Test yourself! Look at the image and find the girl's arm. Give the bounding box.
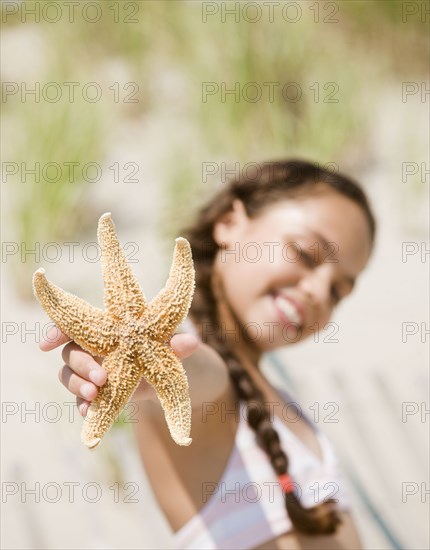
[40,327,236,531]
[41,329,362,546]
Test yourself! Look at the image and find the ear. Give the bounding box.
[213,200,249,247]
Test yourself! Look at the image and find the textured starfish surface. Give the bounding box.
[33,213,195,449]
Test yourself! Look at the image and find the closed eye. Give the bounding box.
[331,286,341,304]
[301,250,318,268]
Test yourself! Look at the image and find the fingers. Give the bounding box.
[40,325,70,352]
[61,342,106,385]
[170,333,199,359]
[59,365,99,401]
[54,332,197,417]
[76,397,91,417]
[58,342,107,408]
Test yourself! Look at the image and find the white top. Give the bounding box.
[173,320,350,549]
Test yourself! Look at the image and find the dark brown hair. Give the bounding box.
[183,160,376,535]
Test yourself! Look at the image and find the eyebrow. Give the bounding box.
[300,228,357,290]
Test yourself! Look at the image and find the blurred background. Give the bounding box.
[1,1,429,548]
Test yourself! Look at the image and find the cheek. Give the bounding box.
[218,259,267,317]
[222,263,257,310]
[221,254,303,310]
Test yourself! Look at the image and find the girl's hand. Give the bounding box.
[40,326,199,417]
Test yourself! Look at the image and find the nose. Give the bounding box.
[297,266,333,311]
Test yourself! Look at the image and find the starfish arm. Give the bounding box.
[98,213,147,320]
[147,238,195,341]
[33,269,118,356]
[81,344,142,448]
[140,342,192,446]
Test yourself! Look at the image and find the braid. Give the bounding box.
[212,272,341,535]
[182,160,376,534]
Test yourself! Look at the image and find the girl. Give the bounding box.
[41,160,376,549]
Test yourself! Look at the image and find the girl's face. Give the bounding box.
[213,190,372,351]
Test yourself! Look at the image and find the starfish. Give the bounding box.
[33,213,195,449]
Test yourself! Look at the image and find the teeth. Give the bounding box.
[275,296,301,325]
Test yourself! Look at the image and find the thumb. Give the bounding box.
[40,325,71,352]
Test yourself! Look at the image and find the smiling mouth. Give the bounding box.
[272,293,305,328]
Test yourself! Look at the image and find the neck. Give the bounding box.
[217,312,263,365]
[215,307,282,402]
